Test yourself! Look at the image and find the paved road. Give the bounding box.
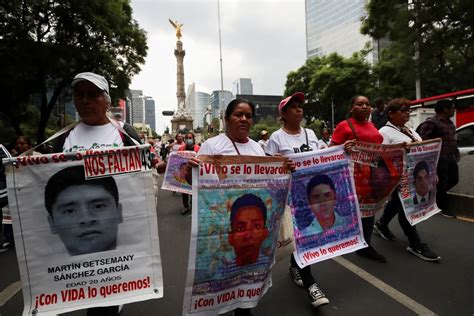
[1,177,473,315]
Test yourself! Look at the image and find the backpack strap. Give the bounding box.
[416,116,443,137]
[346,119,359,140]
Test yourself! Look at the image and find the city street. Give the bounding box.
[1,176,473,315]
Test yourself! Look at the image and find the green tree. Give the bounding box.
[361,0,474,97]
[0,0,147,142]
[285,53,374,126]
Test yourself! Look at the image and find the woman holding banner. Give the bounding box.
[178,132,200,215]
[376,98,440,262]
[189,99,264,316]
[330,95,387,263]
[265,92,330,308]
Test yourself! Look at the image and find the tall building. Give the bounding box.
[236,94,282,123]
[110,99,126,121]
[144,96,156,131]
[210,90,233,119]
[305,0,388,63]
[129,89,144,124]
[233,78,253,95]
[186,83,212,129]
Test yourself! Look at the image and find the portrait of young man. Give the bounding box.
[228,193,269,267]
[413,160,432,205]
[44,165,123,256]
[301,174,350,235]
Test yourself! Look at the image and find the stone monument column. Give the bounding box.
[169,19,193,134]
[175,40,186,111]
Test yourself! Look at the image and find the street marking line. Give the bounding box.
[333,256,437,315]
[457,216,474,223]
[0,281,22,307]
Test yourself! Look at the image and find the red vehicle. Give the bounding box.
[410,88,474,128]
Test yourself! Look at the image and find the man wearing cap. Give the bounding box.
[54,72,141,152]
[258,130,270,151]
[54,72,141,316]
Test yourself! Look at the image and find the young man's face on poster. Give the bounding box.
[48,184,123,256]
[228,206,268,266]
[369,164,391,200]
[308,184,336,230]
[414,168,430,196]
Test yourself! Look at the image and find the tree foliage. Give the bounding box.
[284,53,374,126]
[0,0,148,142]
[361,0,474,97]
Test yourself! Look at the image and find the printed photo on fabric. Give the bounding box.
[4,146,163,315]
[288,146,366,267]
[183,155,291,315]
[398,139,442,225]
[162,150,196,194]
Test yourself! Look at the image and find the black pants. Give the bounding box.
[436,159,459,212]
[290,254,315,288]
[2,224,14,244]
[182,193,190,209]
[87,306,119,316]
[379,190,421,245]
[361,216,375,245]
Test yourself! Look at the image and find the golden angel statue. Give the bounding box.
[169,19,183,40]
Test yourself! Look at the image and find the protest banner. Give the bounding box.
[287,146,366,267]
[183,155,291,315]
[398,139,442,225]
[4,145,163,315]
[161,150,196,194]
[351,141,405,217]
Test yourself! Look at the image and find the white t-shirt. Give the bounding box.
[318,138,331,149]
[379,122,421,145]
[198,134,265,156]
[63,122,123,152]
[265,128,320,155]
[171,142,183,152]
[258,139,269,151]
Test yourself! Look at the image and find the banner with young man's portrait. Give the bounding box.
[4,146,163,315]
[287,146,366,268]
[162,150,196,194]
[350,142,406,217]
[398,139,442,225]
[183,155,291,315]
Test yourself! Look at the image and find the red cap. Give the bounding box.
[278,92,304,113]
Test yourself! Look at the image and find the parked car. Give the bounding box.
[456,122,474,157]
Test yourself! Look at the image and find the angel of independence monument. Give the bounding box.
[169,19,193,134]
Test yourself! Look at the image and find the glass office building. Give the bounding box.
[306,0,384,63]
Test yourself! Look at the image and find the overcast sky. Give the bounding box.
[130,0,306,134]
